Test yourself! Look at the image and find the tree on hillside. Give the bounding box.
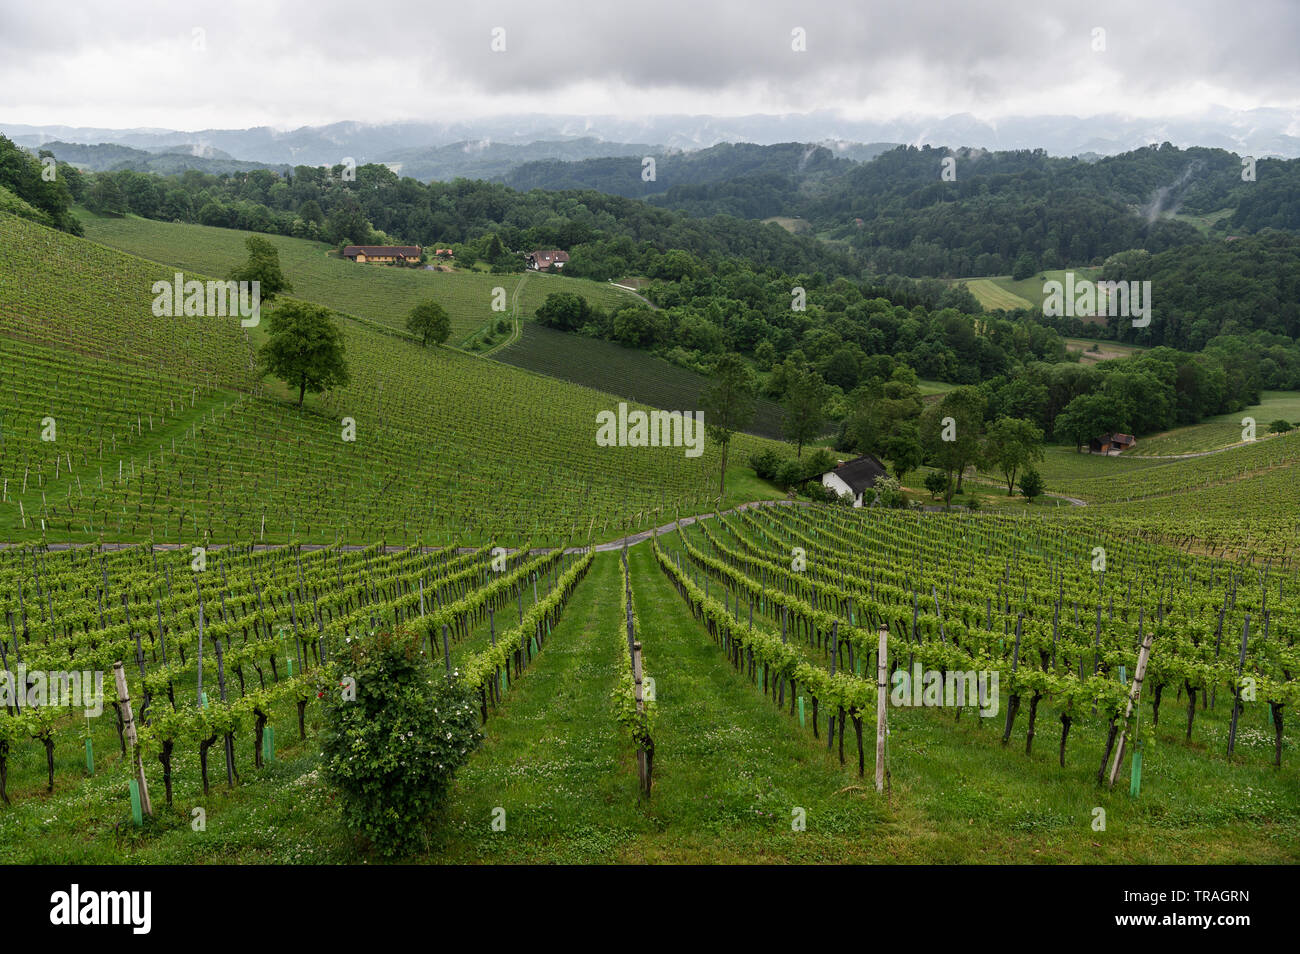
[407,300,451,347]
[983,416,1046,495]
[534,291,591,332]
[842,368,924,461]
[1102,368,1172,435]
[782,365,827,458]
[1055,392,1128,452]
[228,235,292,301]
[1019,466,1045,502]
[919,386,985,494]
[318,627,480,857]
[880,422,925,482]
[923,469,951,503]
[611,305,665,348]
[258,301,350,407]
[821,346,862,390]
[700,353,756,496]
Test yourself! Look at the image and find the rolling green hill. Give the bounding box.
[1123,391,1300,456]
[0,211,781,546]
[78,212,636,345]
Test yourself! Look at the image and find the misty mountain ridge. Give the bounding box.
[5,105,1297,172]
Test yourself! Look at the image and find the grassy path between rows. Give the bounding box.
[430,547,891,863]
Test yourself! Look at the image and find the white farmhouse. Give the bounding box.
[821,454,889,507]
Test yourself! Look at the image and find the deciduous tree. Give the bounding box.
[228,235,292,301]
[984,416,1046,495]
[700,353,756,495]
[782,366,827,458]
[258,301,350,407]
[407,299,451,347]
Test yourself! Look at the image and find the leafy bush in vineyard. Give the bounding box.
[318,627,481,857]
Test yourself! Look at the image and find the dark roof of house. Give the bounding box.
[529,249,570,265]
[827,454,888,494]
[343,245,421,257]
[1092,432,1136,446]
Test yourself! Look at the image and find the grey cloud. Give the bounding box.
[1,0,1297,127]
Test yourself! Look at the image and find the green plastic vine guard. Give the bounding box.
[278,626,295,677]
[1119,665,1128,685]
[1130,741,1143,797]
[84,715,93,775]
[128,779,142,825]
[201,691,209,708]
[798,696,806,728]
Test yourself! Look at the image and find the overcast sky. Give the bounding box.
[2,0,1297,131]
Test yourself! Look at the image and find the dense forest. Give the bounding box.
[502,141,857,217]
[1087,234,1300,347]
[31,137,856,281]
[501,141,1300,276]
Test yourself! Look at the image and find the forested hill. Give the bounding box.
[0,130,858,281]
[809,143,1300,276]
[502,141,865,217]
[25,140,291,176]
[501,141,1300,277]
[1086,232,1300,349]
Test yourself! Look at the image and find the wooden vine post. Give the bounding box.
[1227,615,1251,759]
[1107,623,1156,789]
[875,624,888,794]
[632,640,651,797]
[113,661,152,818]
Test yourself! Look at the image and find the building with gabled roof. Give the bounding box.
[342,245,421,264]
[1089,432,1137,455]
[820,454,888,507]
[526,249,570,271]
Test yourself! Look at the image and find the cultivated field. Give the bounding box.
[1124,392,1300,456]
[3,508,1294,863]
[78,213,634,344]
[494,322,789,440]
[0,211,777,546]
[964,278,1033,311]
[963,268,1111,314]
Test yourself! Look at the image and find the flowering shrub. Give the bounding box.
[318,627,481,857]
